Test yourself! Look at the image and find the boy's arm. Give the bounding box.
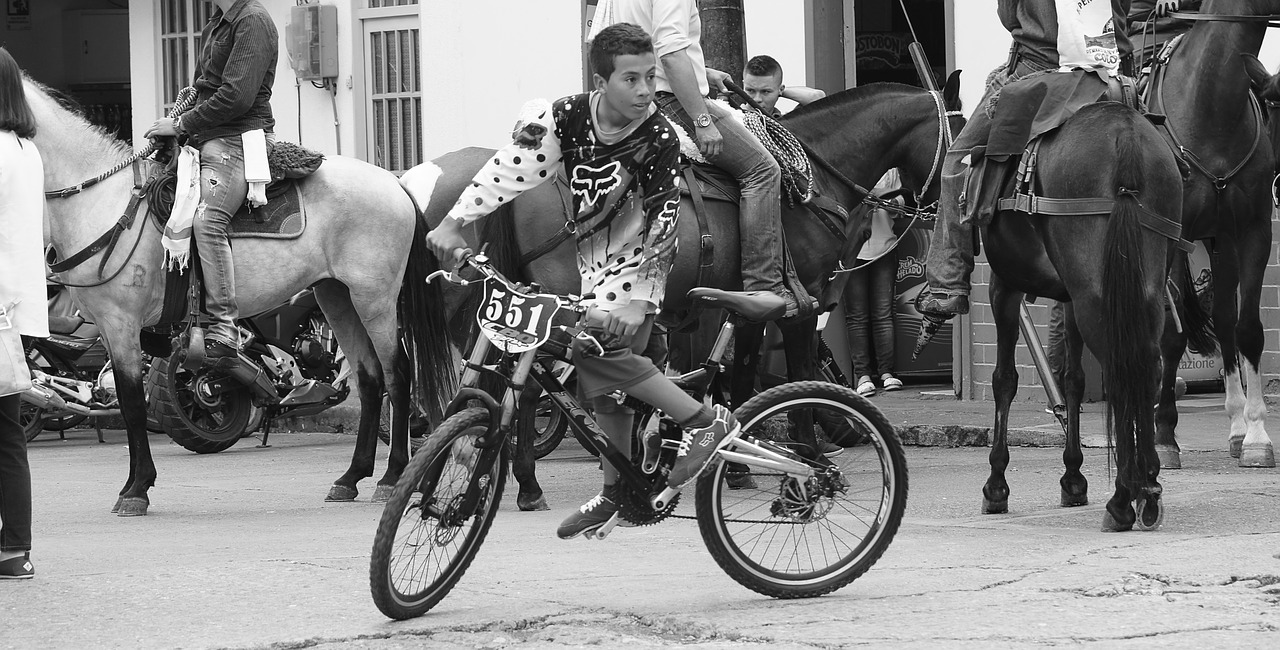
[781,85,826,106]
[428,100,562,261]
[630,136,683,310]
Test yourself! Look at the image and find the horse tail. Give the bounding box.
[1101,126,1159,465]
[401,217,457,423]
[1174,254,1217,356]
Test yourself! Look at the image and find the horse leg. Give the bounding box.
[1154,308,1186,469]
[731,322,766,408]
[777,316,821,454]
[100,320,156,516]
[314,282,387,503]
[1059,302,1088,507]
[512,386,548,511]
[1209,248,1246,457]
[1234,233,1274,468]
[984,276,1020,514]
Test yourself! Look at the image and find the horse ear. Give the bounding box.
[1240,53,1276,99]
[942,69,962,112]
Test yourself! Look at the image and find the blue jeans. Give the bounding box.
[844,254,897,379]
[195,136,248,346]
[0,394,31,553]
[658,95,786,293]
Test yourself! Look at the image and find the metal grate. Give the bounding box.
[159,0,214,111]
[367,24,421,173]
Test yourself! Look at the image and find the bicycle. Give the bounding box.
[369,251,909,620]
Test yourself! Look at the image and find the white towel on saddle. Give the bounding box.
[243,129,270,208]
[162,145,201,271]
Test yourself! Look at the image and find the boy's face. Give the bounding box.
[742,71,783,113]
[595,51,657,122]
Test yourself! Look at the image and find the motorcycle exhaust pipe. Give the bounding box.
[219,352,281,404]
[20,383,68,410]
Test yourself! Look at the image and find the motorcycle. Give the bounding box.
[145,288,354,454]
[19,288,118,443]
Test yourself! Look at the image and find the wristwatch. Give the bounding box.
[693,112,712,128]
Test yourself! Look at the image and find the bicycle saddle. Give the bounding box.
[687,287,787,322]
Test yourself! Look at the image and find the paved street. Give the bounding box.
[3,389,1279,649]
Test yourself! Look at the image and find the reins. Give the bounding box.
[1168,10,1280,27]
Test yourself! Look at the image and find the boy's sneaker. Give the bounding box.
[667,405,741,489]
[556,486,620,539]
[855,376,876,397]
[0,554,34,580]
[881,374,903,392]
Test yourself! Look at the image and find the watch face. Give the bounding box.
[695,113,712,127]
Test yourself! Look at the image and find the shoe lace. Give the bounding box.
[673,430,694,457]
[580,493,608,513]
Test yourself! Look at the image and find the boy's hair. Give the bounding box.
[0,47,35,139]
[744,55,783,80]
[590,22,654,81]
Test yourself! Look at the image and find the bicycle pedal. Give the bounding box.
[587,513,620,540]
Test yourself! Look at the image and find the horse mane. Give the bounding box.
[23,73,135,159]
[782,82,928,123]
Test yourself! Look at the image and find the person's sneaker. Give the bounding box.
[0,553,34,580]
[556,486,620,540]
[667,405,741,489]
[855,376,876,397]
[881,374,903,392]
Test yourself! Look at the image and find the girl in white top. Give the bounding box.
[0,45,47,580]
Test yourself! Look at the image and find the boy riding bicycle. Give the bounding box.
[425,23,740,540]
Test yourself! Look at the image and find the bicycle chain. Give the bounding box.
[615,479,681,527]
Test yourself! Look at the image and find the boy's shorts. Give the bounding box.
[571,315,660,410]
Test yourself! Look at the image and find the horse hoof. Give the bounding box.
[1229,436,1243,458]
[1238,443,1276,468]
[1135,496,1164,531]
[111,496,123,514]
[1059,491,1088,508]
[1156,444,1182,470]
[1100,510,1133,532]
[518,495,549,511]
[325,484,358,502]
[371,484,394,503]
[116,497,149,517]
[981,497,1007,514]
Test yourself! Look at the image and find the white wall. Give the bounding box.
[419,1,583,157]
[131,0,361,158]
[950,0,1007,118]
[743,0,810,112]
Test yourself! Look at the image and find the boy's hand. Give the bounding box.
[144,117,177,139]
[600,301,650,348]
[1155,0,1181,16]
[426,217,469,265]
[696,122,723,159]
[706,67,732,95]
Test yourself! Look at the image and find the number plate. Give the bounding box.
[476,280,561,353]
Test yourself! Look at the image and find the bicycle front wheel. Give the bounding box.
[369,407,508,620]
[695,381,908,598]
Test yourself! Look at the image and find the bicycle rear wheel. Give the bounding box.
[695,381,907,598]
[369,407,507,619]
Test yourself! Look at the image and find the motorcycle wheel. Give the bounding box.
[147,352,254,454]
[20,400,46,443]
[41,412,88,432]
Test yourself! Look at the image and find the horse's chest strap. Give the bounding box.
[48,162,149,277]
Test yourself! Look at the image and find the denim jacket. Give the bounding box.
[182,0,277,147]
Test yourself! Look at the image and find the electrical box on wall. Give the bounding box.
[286,4,339,80]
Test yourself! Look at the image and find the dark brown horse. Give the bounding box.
[981,100,1184,531]
[403,77,964,511]
[1147,0,1278,469]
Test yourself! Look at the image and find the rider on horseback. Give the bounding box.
[602,0,818,319]
[916,0,1134,320]
[144,0,277,362]
[426,23,743,540]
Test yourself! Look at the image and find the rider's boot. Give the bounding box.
[778,247,818,320]
[667,404,742,489]
[557,484,621,540]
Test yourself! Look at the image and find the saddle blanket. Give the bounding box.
[228,180,306,240]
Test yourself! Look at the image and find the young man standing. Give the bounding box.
[144,0,277,364]
[427,23,743,540]
[741,55,826,118]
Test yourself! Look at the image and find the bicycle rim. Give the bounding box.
[695,382,908,598]
[370,408,506,619]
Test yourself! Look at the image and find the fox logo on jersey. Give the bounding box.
[570,161,623,207]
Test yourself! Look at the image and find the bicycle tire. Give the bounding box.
[694,381,907,599]
[369,407,507,620]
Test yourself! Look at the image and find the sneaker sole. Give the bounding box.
[0,574,33,580]
[557,513,619,540]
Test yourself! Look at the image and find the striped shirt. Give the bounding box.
[182,0,277,146]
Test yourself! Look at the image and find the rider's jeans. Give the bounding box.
[922,106,992,298]
[705,102,786,293]
[195,135,248,347]
[0,394,32,553]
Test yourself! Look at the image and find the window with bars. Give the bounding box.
[368,0,419,7]
[159,0,215,113]
[364,0,422,174]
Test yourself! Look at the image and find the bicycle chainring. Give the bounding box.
[615,480,680,527]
